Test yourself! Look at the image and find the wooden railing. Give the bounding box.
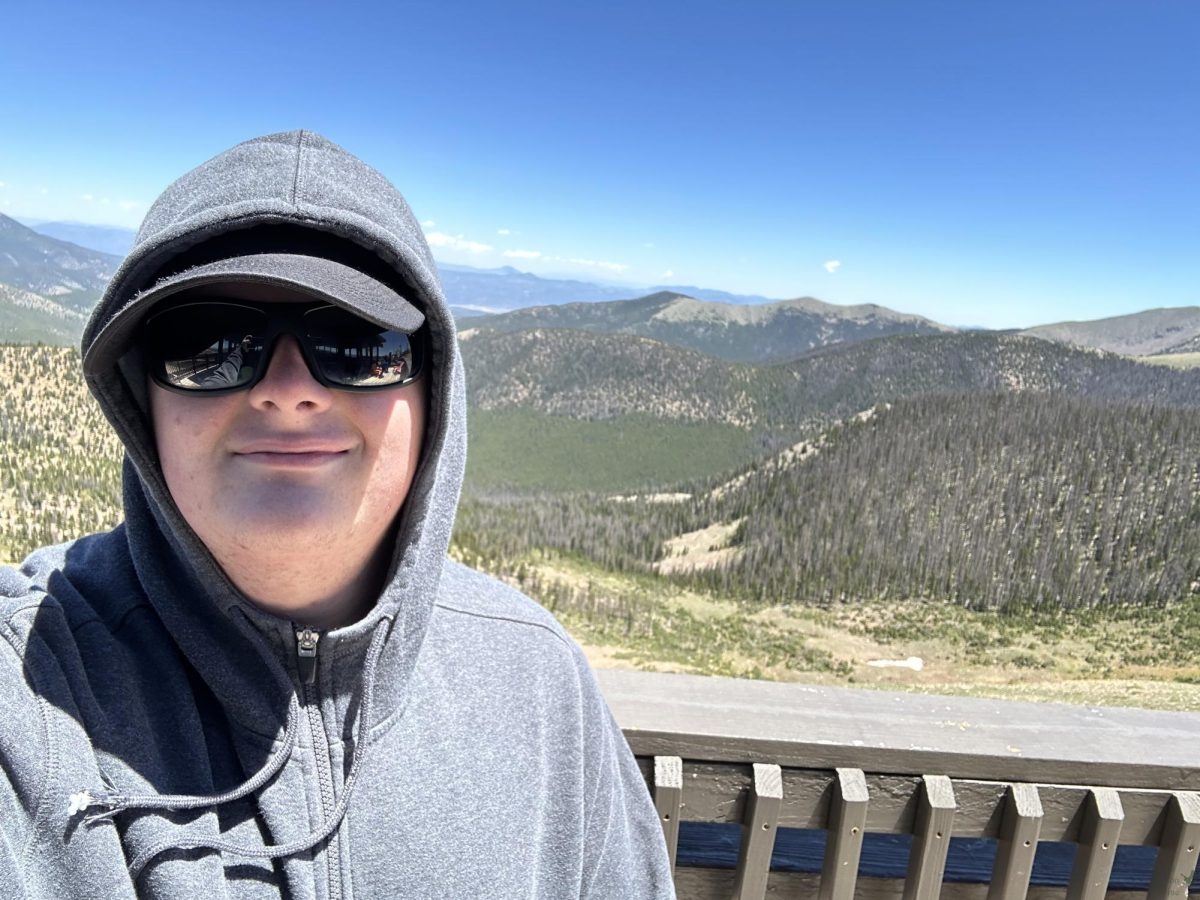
[597,670,1200,899]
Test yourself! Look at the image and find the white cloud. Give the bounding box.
[421,219,436,228]
[81,193,94,202]
[497,228,511,236]
[0,181,6,189]
[643,242,655,249]
[823,260,842,274]
[568,257,629,274]
[661,269,674,278]
[38,187,48,195]
[425,231,493,254]
[504,249,541,259]
[119,200,140,212]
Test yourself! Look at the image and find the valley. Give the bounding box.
[2,219,1199,712]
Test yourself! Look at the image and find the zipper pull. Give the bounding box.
[295,626,320,686]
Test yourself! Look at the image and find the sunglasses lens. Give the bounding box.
[145,301,421,392]
[145,303,267,391]
[304,306,418,387]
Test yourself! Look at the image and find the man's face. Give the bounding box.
[148,297,426,582]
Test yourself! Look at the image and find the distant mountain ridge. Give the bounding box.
[0,214,119,312]
[26,220,137,258]
[1022,307,1200,356]
[438,264,773,314]
[0,215,121,343]
[461,328,1200,445]
[0,283,89,344]
[463,291,954,364]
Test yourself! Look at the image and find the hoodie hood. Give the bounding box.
[79,129,467,766]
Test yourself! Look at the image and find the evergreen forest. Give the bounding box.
[3,336,1199,709]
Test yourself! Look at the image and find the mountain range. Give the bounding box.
[4,214,1200,366]
[461,291,954,364]
[460,327,1200,490]
[5,215,1200,614]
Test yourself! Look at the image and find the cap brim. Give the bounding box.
[84,252,425,375]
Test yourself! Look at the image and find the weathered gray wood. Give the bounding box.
[1065,788,1123,900]
[1147,792,1200,899]
[732,763,782,900]
[674,866,1148,899]
[819,767,869,900]
[600,669,1200,790]
[987,783,1043,900]
[646,759,1180,847]
[903,775,957,900]
[653,755,683,871]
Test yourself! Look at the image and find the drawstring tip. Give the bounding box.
[67,790,93,816]
[69,788,122,822]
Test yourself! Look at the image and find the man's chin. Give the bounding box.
[211,499,358,549]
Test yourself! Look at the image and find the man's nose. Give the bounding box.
[246,334,334,412]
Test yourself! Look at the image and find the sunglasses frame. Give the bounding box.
[141,299,426,396]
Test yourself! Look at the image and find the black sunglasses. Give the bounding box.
[142,299,425,394]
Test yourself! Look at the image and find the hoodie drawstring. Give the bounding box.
[76,620,392,881]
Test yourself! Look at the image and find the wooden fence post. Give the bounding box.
[1066,787,1124,900]
[1148,792,1200,899]
[653,755,683,872]
[902,774,957,900]
[732,763,782,900]
[987,782,1043,900]
[818,767,869,900]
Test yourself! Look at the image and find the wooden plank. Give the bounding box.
[819,767,869,900]
[675,867,1148,899]
[667,762,1175,845]
[653,755,683,871]
[732,763,782,900]
[1065,787,1123,900]
[600,669,1200,790]
[987,783,1043,900]
[1147,791,1200,899]
[903,774,957,900]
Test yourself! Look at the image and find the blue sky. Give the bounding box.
[3,0,1197,328]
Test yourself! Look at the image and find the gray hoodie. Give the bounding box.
[0,131,674,899]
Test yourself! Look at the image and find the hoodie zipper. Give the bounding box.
[296,626,320,685]
[294,626,342,899]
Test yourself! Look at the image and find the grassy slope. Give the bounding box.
[1139,352,1200,369]
[466,409,757,491]
[479,550,1200,712]
[3,343,1197,711]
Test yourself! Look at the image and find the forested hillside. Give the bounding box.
[461,328,1200,490]
[3,341,1200,706]
[6,340,1200,616]
[0,214,118,316]
[0,283,90,344]
[456,391,1200,613]
[0,346,122,561]
[701,393,1200,610]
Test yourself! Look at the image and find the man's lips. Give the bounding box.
[232,439,353,466]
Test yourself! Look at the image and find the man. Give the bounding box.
[0,131,675,898]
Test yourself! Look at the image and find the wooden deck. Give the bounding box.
[598,670,1200,899]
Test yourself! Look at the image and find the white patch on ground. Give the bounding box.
[654,518,745,575]
[607,492,692,503]
[867,656,925,671]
